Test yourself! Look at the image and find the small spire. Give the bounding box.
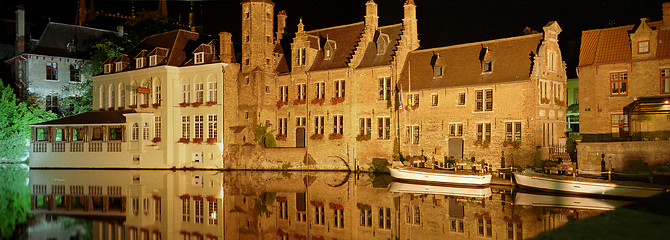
[298,17,304,32]
[404,0,415,5]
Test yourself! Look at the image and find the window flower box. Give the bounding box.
[191,102,203,108]
[311,98,325,106]
[356,203,371,210]
[178,138,190,144]
[329,133,343,140]
[475,211,491,220]
[99,108,106,111]
[152,137,161,143]
[276,100,288,109]
[310,133,324,140]
[129,104,137,109]
[206,195,217,202]
[178,194,190,200]
[293,99,306,105]
[503,139,521,150]
[140,104,150,108]
[118,106,125,110]
[192,195,203,201]
[310,201,324,208]
[275,134,287,141]
[108,107,115,111]
[503,215,522,225]
[179,102,190,107]
[473,140,490,149]
[192,138,203,144]
[206,138,217,144]
[206,101,216,106]
[356,134,371,141]
[329,202,344,210]
[540,97,551,104]
[330,96,345,105]
[554,99,566,107]
[152,103,161,108]
[276,196,287,203]
[410,104,419,111]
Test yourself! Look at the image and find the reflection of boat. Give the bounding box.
[513,170,666,198]
[388,181,492,198]
[515,192,632,211]
[389,167,492,186]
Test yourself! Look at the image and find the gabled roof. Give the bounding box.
[579,21,670,67]
[398,33,543,91]
[358,24,403,68]
[27,22,117,59]
[124,29,215,69]
[29,110,136,126]
[306,22,365,71]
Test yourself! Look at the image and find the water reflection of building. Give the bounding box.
[28,170,618,239]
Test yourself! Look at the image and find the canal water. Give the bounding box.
[1,164,637,239]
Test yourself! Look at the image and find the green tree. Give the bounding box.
[0,83,57,162]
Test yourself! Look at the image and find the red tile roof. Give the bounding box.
[305,22,365,71]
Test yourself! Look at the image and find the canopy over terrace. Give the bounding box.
[623,96,670,141]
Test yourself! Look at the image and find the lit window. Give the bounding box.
[195,82,204,103]
[638,40,650,54]
[69,65,81,82]
[611,114,629,138]
[208,81,217,103]
[194,52,204,64]
[143,123,150,140]
[46,62,58,80]
[610,72,628,96]
[115,62,123,72]
[295,48,306,66]
[208,115,217,140]
[149,55,158,66]
[660,68,670,94]
[195,115,204,139]
[104,64,112,74]
[136,58,144,68]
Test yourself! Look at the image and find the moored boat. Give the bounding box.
[389,166,492,186]
[388,181,492,198]
[515,192,632,210]
[513,170,666,198]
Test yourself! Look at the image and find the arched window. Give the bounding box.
[118,83,125,107]
[132,123,139,140]
[109,85,115,109]
[99,86,105,109]
[130,81,137,106]
[143,122,150,140]
[153,78,161,105]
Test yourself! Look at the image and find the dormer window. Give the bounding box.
[149,55,158,66]
[482,60,492,73]
[115,62,123,72]
[104,64,112,74]
[136,58,144,68]
[433,65,443,78]
[638,40,650,54]
[375,33,389,55]
[67,43,76,53]
[547,51,557,72]
[325,48,332,59]
[194,52,204,64]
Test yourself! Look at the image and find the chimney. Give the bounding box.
[219,32,233,63]
[15,6,25,54]
[664,2,670,28]
[365,0,378,32]
[276,10,287,41]
[76,0,87,26]
[117,25,124,37]
[403,0,419,50]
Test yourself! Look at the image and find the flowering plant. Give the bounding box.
[276,196,287,203]
[356,203,371,210]
[329,203,344,210]
[474,140,490,149]
[108,107,115,111]
[179,102,190,107]
[410,104,419,110]
[293,234,307,240]
[206,138,217,144]
[99,108,106,111]
[129,104,138,109]
[152,103,161,108]
[192,195,203,201]
[206,195,217,202]
[152,137,161,143]
[310,201,324,208]
[329,133,343,140]
[293,99,306,105]
[504,215,522,225]
[139,104,149,108]
[178,138,190,143]
[503,139,521,150]
[179,194,190,200]
[310,133,324,140]
[541,97,551,104]
[330,96,345,105]
[276,229,288,237]
[555,99,566,107]
[276,100,288,109]
[118,106,125,110]
[191,102,203,108]
[206,101,216,106]
[192,138,203,144]
[311,98,325,106]
[276,134,287,141]
[356,134,371,141]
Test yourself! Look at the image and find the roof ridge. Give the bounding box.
[46,21,116,33]
[379,23,403,29]
[305,21,364,33]
[412,33,543,53]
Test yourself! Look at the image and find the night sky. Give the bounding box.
[1,0,667,78]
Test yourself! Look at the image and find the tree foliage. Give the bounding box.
[0,164,29,239]
[0,83,57,162]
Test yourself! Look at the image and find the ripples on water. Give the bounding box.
[5,168,636,239]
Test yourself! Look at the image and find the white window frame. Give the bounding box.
[194,52,204,64]
[104,64,112,74]
[334,80,345,98]
[154,116,161,139]
[476,122,492,142]
[194,82,204,103]
[208,115,217,140]
[378,77,392,101]
[194,115,204,139]
[208,81,217,103]
[333,115,343,135]
[314,116,325,135]
[295,48,306,66]
[449,123,463,137]
[181,116,190,139]
[431,93,438,107]
[297,83,306,100]
[135,58,144,68]
[377,117,391,140]
[149,55,158,66]
[505,121,522,141]
[475,89,493,112]
[315,82,325,99]
[182,84,190,103]
[115,62,123,72]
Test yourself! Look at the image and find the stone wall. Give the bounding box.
[577,140,670,172]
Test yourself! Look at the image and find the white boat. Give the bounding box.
[515,192,632,211]
[388,181,492,198]
[389,167,492,186]
[513,170,666,198]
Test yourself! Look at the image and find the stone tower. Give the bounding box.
[241,0,275,73]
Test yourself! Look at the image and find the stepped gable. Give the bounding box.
[357,23,403,68]
[30,110,137,126]
[29,22,116,59]
[305,22,365,71]
[398,33,543,91]
[579,21,670,67]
